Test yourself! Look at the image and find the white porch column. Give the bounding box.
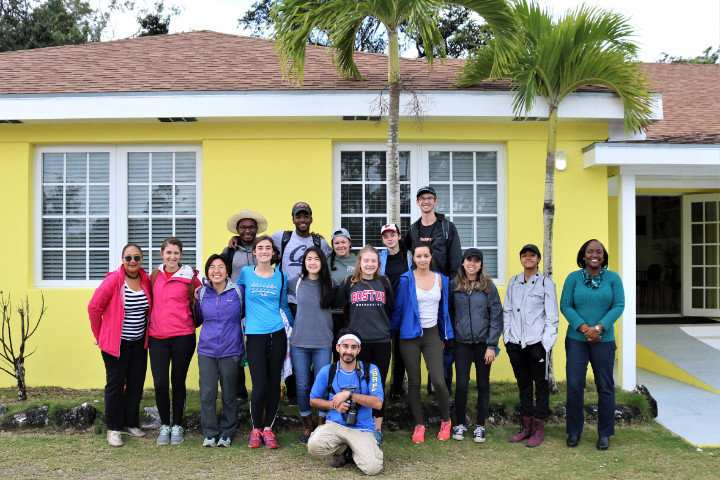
[617,173,637,390]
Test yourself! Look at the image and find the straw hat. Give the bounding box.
[226,209,268,234]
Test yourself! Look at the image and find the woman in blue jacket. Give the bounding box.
[449,248,502,444]
[195,254,244,448]
[391,241,454,444]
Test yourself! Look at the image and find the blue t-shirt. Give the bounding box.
[237,266,294,334]
[310,361,383,432]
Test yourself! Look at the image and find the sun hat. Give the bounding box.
[226,209,268,234]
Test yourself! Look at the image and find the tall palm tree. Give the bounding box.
[271,0,515,226]
[460,0,654,280]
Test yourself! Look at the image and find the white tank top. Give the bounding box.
[416,273,441,328]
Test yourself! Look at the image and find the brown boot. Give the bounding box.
[526,418,545,448]
[508,416,533,443]
[299,415,314,444]
[317,416,326,426]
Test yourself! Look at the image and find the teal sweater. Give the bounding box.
[560,269,625,342]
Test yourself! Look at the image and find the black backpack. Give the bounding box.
[326,360,371,398]
[279,230,322,272]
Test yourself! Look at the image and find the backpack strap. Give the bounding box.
[279,230,293,271]
[442,218,449,241]
[151,267,159,287]
[311,233,322,248]
[326,362,337,398]
[327,361,371,399]
[278,269,285,308]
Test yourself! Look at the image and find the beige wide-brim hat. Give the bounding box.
[227,209,268,234]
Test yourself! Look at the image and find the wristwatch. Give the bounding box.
[594,324,603,335]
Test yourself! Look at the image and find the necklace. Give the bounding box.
[125,272,140,280]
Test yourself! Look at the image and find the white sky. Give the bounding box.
[98,0,720,63]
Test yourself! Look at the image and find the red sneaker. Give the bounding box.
[412,424,426,444]
[248,428,263,448]
[437,420,452,441]
[262,429,279,449]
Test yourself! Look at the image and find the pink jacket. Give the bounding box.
[88,266,153,357]
[149,264,201,339]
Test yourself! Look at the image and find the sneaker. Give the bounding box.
[248,429,263,448]
[473,426,486,443]
[438,420,452,441]
[217,437,231,448]
[157,425,171,445]
[123,427,145,437]
[412,424,425,444]
[170,425,184,445]
[452,424,467,441]
[203,437,217,447]
[262,429,279,449]
[107,430,124,447]
[373,429,383,446]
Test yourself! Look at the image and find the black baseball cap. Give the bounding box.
[291,202,312,216]
[519,244,541,259]
[463,248,484,261]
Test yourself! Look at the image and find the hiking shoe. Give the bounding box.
[217,437,231,448]
[123,427,145,437]
[262,429,279,449]
[248,429,263,448]
[373,429,383,446]
[452,424,467,441]
[473,426,486,443]
[170,425,184,444]
[412,424,426,444]
[157,425,171,445]
[203,437,217,447]
[107,430,123,447]
[438,420,452,441]
[330,452,347,468]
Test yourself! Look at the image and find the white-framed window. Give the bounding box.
[34,145,202,287]
[333,143,506,282]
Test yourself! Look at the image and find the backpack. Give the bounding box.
[196,282,244,329]
[279,230,322,272]
[151,266,199,327]
[326,360,371,399]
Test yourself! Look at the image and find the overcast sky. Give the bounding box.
[98,0,720,63]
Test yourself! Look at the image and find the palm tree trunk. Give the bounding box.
[387,27,401,226]
[544,104,558,393]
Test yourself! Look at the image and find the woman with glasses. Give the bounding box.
[88,243,153,447]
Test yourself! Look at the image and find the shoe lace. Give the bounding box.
[474,427,485,436]
[263,430,276,441]
[251,429,261,440]
[160,425,171,435]
[171,425,182,435]
[454,425,467,435]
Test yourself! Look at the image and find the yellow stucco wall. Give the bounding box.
[0,120,610,389]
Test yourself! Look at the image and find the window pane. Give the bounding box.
[151,185,173,215]
[429,151,449,181]
[66,218,86,248]
[89,153,110,182]
[691,202,703,222]
[453,185,474,213]
[175,152,196,182]
[341,152,362,181]
[454,217,473,246]
[399,151,410,181]
[476,152,497,181]
[452,152,473,180]
[365,217,385,247]
[401,184,411,215]
[128,185,149,215]
[66,250,87,279]
[89,250,110,279]
[89,186,109,215]
[480,250,498,278]
[42,251,63,279]
[152,218,173,247]
[175,185,196,215]
[65,185,87,215]
[182,250,197,269]
[343,217,364,247]
[43,219,63,248]
[432,184,450,213]
[706,201,717,222]
[43,153,64,183]
[365,184,386,214]
[128,218,149,245]
[176,219,196,247]
[365,152,386,181]
[341,184,362,214]
[706,223,718,243]
[152,152,173,182]
[66,153,87,183]
[89,218,109,248]
[128,152,150,182]
[476,218,497,246]
[43,186,63,215]
[477,185,497,213]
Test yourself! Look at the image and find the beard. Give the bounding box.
[341,353,356,365]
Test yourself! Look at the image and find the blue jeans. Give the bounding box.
[565,337,616,437]
[290,346,332,416]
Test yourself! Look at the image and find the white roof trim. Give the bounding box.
[584,142,720,169]
[0,90,662,123]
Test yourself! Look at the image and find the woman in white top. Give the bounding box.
[390,241,454,444]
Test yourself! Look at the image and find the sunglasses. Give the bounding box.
[124,255,142,262]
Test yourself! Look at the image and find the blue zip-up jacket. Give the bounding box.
[195,278,244,358]
[379,249,412,275]
[390,270,454,341]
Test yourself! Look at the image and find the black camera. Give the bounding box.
[345,400,358,426]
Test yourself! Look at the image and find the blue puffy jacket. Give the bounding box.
[195,278,244,358]
[390,270,454,341]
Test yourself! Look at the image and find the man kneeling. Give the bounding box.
[308,328,384,476]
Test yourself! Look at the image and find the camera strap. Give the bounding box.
[326,361,370,399]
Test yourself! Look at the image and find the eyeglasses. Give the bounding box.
[124,255,142,262]
[237,225,258,231]
[418,195,435,202]
[209,265,227,271]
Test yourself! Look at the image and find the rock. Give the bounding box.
[1,406,49,428]
[584,403,600,420]
[272,411,302,431]
[141,406,161,429]
[182,413,202,432]
[0,404,8,417]
[487,403,510,426]
[614,404,642,424]
[55,402,97,430]
[552,401,567,421]
[237,407,251,425]
[634,384,659,418]
[383,402,413,432]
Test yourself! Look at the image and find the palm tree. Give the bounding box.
[460,0,654,280]
[271,0,515,226]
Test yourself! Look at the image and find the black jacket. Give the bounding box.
[449,280,503,346]
[405,213,462,280]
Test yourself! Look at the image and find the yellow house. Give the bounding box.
[0,31,716,392]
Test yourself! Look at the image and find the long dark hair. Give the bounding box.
[577,239,609,269]
[329,233,352,271]
[301,246,335,309]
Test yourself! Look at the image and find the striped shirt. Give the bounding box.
[122,282,149,341]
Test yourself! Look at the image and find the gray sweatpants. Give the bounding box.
[198,354,239,439]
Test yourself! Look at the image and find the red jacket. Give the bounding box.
[149,264,200,339]
[88,266,153,357]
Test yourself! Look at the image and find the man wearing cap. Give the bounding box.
[405,186,462,280]
[503,244,559,447]
[222,209,268,404]
[308,328,384,475]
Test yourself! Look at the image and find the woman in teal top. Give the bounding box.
[560,239,624,452]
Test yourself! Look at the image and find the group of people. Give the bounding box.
[88,186,625,476]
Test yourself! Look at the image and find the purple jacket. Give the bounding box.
[195,278,244,358]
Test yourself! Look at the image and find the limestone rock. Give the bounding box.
[1,406,49,428]
[55,402,97,430]
[0,404,8,417]
[141,406,161,429]
[272,411,302,431]
[634,384,659,418]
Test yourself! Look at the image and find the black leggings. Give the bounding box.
[356,341,391,418]
[148,333,196,426]
[246,328,287,429]
[454,341,491,426]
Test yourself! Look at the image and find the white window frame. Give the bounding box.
[34,144,202,288]
[333,142,506,283]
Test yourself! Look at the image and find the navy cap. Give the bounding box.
[463,248,484,261]
[519,244,541,259]
[416,186,436,198]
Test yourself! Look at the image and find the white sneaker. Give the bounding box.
[203,437,217,447]
[123,427,145,437]
[217,437,231,448]
[452,424,467,441]
[473,426,486,443]
[107,430,124,447]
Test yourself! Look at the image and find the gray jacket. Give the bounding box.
[502,272,559,352]
[449,280,503,346]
